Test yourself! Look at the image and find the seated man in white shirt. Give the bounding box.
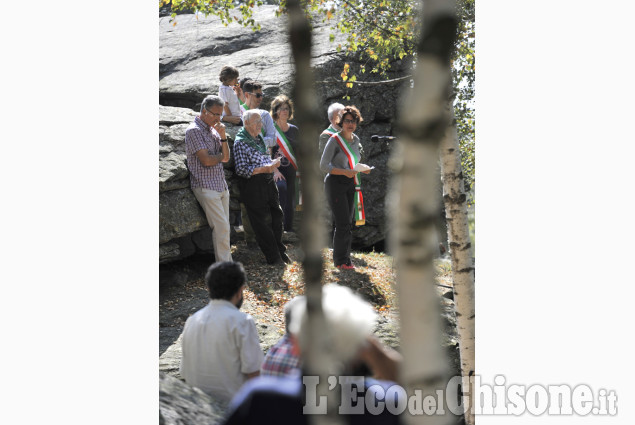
[180,261,264,403]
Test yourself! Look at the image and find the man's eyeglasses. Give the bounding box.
[246,92,263,98]
[205,109,221,117]
[343,119,357,125]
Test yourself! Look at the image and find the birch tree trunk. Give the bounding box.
[440,107,476,425]
[388,0,458,424]
[287,2,343,424]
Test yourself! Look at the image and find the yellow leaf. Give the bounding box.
[327,10,333,19]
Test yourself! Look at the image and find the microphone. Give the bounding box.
[371,135,397,143]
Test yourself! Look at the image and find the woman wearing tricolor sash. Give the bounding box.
[270,95,300,232]
[319,105,371,270]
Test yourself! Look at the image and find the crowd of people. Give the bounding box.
[178,66,403,421]
[180,261,404,423]
[184,65,373,269]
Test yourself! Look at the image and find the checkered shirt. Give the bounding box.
[260,333,301,377]
[184,117,228,191]
[233,133,273,178]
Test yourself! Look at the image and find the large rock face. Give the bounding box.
[160,372,227,425]
[159,5,410,263]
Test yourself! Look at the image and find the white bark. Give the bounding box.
[440,109,476,425]
[287,2,342,424]
[389,1,458,424]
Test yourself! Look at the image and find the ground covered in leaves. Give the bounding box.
[159,238,454,355]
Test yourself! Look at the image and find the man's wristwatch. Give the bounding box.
[220,139,227,142]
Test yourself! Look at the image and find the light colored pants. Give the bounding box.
[192,188,232,262]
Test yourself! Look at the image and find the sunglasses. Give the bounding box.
[246,92,263,98]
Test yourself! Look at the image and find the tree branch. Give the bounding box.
[343,1,416,51]
[315,75,412,85]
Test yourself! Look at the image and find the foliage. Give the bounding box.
[161,0,265,30]
[451,0,475,200]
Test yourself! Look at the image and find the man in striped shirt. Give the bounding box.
[184,95,232,262]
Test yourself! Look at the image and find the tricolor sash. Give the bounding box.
[274,123,298,169]
[332,132,365,226]
[321,125,338,139]
[274,123,302,211]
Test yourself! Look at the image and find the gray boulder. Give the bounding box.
[159,372,227,425]
[159,5,410,263]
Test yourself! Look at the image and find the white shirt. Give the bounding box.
[180,299,264,402]
[219,84,241,118]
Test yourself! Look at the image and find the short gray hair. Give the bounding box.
[200,95,224,114]
[327,102,345,121]
[242,110,260,126]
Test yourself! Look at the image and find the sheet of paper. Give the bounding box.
[353,163,374,172]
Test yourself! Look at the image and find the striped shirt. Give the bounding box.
[233,132,274,178]
[260,334,301,377]
[184,117,228,192]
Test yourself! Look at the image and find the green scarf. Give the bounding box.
[236,127,267,154]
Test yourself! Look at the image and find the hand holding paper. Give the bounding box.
[353,163,374,173]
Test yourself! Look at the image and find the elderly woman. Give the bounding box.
[270,95,300,232]
[319,105,371,270]
[233,110,290,265]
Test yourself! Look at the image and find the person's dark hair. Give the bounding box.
[200,95,225,115]
[270,94,294,121]
[219,65,239,84]
[335,105,364,127]
[205,261,246,300]
[239,77,252,90]
[243,80,263,94]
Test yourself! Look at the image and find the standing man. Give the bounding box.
[233,110,290,265]
[318,102,345,241]
[318,102,345,157]
[185,95,232,262]
[237,79,276,248]
[180,261,264,404]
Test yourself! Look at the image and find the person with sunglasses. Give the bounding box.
[184,95,232,263]
[235,80,278,249]
[320,105,371,270]
[241,80,276,149]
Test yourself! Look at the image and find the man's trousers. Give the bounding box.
[192,188,233,262]
[238,174,286,264]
